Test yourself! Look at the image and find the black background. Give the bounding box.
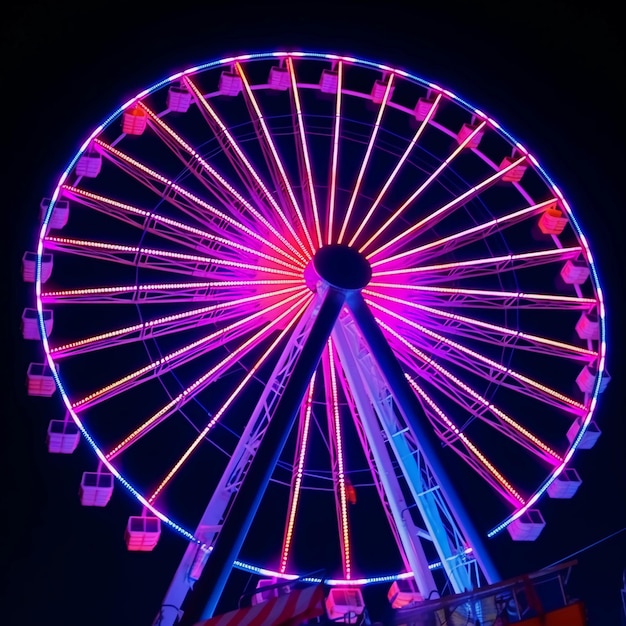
[2,2,625,625]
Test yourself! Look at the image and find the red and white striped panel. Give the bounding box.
[194,584,326,626]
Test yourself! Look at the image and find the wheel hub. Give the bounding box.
[305,244,372,292]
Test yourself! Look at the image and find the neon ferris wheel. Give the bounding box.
[25,51,609,623]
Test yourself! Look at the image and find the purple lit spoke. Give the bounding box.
[71,290,307,412]
[235,61,315,255]
[348,93,442,248]
[137,101,311,264]
[106,294,310,463]
[280,373,317,574]
[183,75,311,261]
[406,376,527,506]
[363,152,527,262]
[337,72,395,244]
[43,236,302,280]
[370,300,587,416]
[62,185,303,273]
[371,247,582,286]
[322,340,352,579]
[358,120,491,257]
[370,199,557,271]
[376,319,564,467]
[364,289,597,361]
[49,285,304,360]
[145,297,310,503]
[89,140,304,267]
[286,57,323,249]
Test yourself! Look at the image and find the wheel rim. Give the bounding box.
[36,51,606,588]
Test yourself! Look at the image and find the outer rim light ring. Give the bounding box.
[35,49,607,582]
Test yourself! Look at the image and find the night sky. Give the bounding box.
[3,2,625,626]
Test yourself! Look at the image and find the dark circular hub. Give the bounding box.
[311,244,372,291]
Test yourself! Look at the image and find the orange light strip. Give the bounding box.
[328,339,352,579]
[146,296,311,502]
[280,373,316,573]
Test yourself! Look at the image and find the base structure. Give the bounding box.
[155,245,498,626]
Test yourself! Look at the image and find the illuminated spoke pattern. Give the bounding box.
[35,52,606,608]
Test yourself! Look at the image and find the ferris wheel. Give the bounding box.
[24,51,609,624]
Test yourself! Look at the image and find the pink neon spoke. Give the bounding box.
[44,236,302,278]
[50,285,303,359]
[324,340,352,579]
[364,153,528,261]
[371,246,582,280]
[358,120,490,256]
[286,57,323,249]
[337,72,395,244]
[369,299,586,413]
[93,139,305,265]
[376,317,562,463]
[146,297,310,502]
[348,93,442,248]
[137,102,306,262]
[327,61,343,245]
[183,76,312,260]
[64,186,303,273]
[280,373,316,573]
[367,283,597,310]
[72,290,307,411]
[370,198,556,269]
[407,376,525,504]
[234,62,315,255]
[364,289,597,359]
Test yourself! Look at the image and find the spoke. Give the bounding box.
[280,373,316,574]
[92,139,303,266]
[286,57,323,249]
[408,376,526,505]
[128,102,311,265]
[44,236,302,279]
[323,339,352,579]
[371,198,557,270]
[358,120,492,256]
[370,300,587,415]
[367,283,597,311]
[63,186,303,273]
[107,294,310,464]
[235,61,315,255]
[364,289,597,361]
[50,285,303,359]
[377,319,564,465]
[371,246,582,285]
[327,61,343,245]
[348,93,442,248]
[183,75,312,261]
[71,290,306,411]
[146,296,310,503]
[337,72,395,244]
